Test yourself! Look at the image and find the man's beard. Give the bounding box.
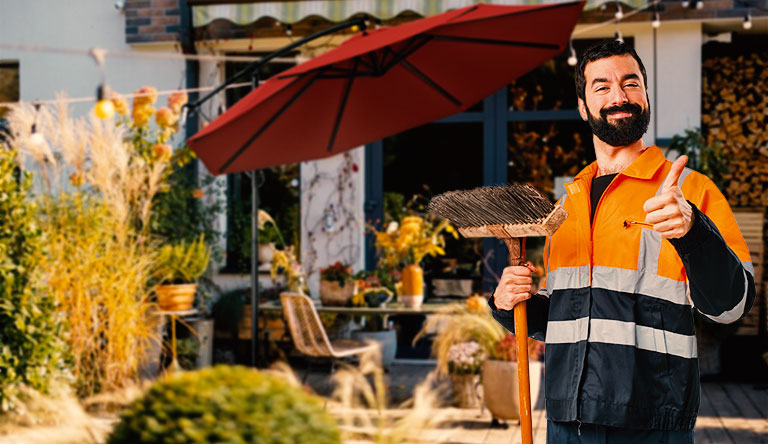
[586,102,650,147]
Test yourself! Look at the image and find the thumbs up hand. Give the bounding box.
[642,155,694,239]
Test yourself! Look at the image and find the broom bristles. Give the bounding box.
[428,184,554,228]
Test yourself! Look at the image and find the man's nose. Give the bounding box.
[608,85,629,106]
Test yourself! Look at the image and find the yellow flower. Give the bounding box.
[151,143,172,162]
[168,91,188,114]
[155,107,177,127]
[110,92,129,116]
[131,104,155,127]
[133,86,158,108]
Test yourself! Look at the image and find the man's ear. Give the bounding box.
[578,98,588,121]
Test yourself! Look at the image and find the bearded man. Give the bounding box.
[490,39,755,444]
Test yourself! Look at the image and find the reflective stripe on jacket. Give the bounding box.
[490,145,755,431]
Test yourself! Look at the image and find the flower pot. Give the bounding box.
[320,280,357,306]
[400,294,424,309]
[156,283,197,311]
[482,360,542,421]
[450,373,481,408]
[351,329,397,368]
[401,264,424,297]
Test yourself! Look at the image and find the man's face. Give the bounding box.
[578,54,650,147]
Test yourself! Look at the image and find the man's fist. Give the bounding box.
[642,155,694,239]
[494,262,536,311]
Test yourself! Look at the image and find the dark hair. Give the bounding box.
[575,40,647,102]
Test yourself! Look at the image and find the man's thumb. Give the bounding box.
[663,155,688,191]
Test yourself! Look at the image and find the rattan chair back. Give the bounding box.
[280,292,333,357]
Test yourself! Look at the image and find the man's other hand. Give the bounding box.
[494,262,536,311]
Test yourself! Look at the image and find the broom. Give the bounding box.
[428,184,567,444]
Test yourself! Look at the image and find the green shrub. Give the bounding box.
[0,147,69,412]
[108,365,341,444]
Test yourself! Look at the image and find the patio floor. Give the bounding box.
[305,362,768,444]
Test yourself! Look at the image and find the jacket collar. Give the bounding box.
[575,145,666,182]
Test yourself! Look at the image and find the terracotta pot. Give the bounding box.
[401,264,424,297]
[156,283,197,311]
[450,373,481,408]
[482,360,542,421]
[320,280,357,306]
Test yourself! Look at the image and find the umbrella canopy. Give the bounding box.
[188,1,585,175]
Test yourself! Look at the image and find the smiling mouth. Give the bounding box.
[608,112,633,118]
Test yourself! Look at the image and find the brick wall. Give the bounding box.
[124,0,181,44]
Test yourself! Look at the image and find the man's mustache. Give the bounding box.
[600,103,643,120]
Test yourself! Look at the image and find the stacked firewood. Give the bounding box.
[701,52,768,208]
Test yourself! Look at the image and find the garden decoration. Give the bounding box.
[429,184,567,444]
[319,261,357,306]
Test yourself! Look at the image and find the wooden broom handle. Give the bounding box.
[504,237,533,444]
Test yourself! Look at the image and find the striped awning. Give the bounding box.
[193,0,646,26]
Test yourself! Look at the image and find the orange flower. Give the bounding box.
[192,189,204,199]
[466,294,486,312]
[131,104,155,127]
[152,143,173,161]
[132,86,157,108]
[168,91,188,114]
[69,171,84,187]
[110,92,129,116]
[155,107,177,127]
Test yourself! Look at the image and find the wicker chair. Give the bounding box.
[280,292,379,380]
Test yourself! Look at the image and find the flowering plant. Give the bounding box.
[373,214,457,268]
[319,261,354,287]
[447,341,485,375]
[270,246,307,294]
[414,294,544,376]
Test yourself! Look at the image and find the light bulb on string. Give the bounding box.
[652,11,661,28]
[285,24,293,36]
[29,103,45,147]
[93,83,115,120]
[743,12,752,30]
[615,30,624,43]
[681,0,689,8]
[695,0,704,9]
[615,2,624,20]
[567,42,578,66]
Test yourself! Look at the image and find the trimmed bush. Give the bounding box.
[108,365,341,444]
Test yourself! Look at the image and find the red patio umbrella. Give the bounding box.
[188,1,584,175]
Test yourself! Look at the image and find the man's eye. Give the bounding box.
[595,86,608,92]
[624,83,639,88]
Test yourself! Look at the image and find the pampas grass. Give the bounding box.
[6,101,169,397]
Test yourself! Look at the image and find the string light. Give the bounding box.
[615,30,624,43]
[681,0,690,8]
[615,2,624,20]
[567,41,578,66]
[652,11,661,28]
[29,104,45,147]
[94,84,115,119]
[695,0,704,9]
[285,24,293,37]
[743,11,752,29]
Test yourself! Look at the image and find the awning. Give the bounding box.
[193,0,646,27]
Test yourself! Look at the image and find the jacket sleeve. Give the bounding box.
[488,235,551,342]
[668,179,756,324]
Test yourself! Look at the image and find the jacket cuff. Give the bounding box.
[668,202,710,255]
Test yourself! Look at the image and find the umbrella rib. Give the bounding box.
[400,59,462,107]
[382,35,432,72]
[217,73,320,174]
[327,57,359,153]
[427,35,559,50]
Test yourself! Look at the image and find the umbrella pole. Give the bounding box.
[250,170,262,367]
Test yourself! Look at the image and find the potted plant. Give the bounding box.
[413,294,544,423]
[373,214,457,308]
[257,209,285,266]
[319,261,357,306]
[152,235,211,311]
[447,341,485,408]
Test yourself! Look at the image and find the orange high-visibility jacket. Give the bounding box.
[491,145,755,431]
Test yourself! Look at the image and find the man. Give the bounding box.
[490,40,755,443]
